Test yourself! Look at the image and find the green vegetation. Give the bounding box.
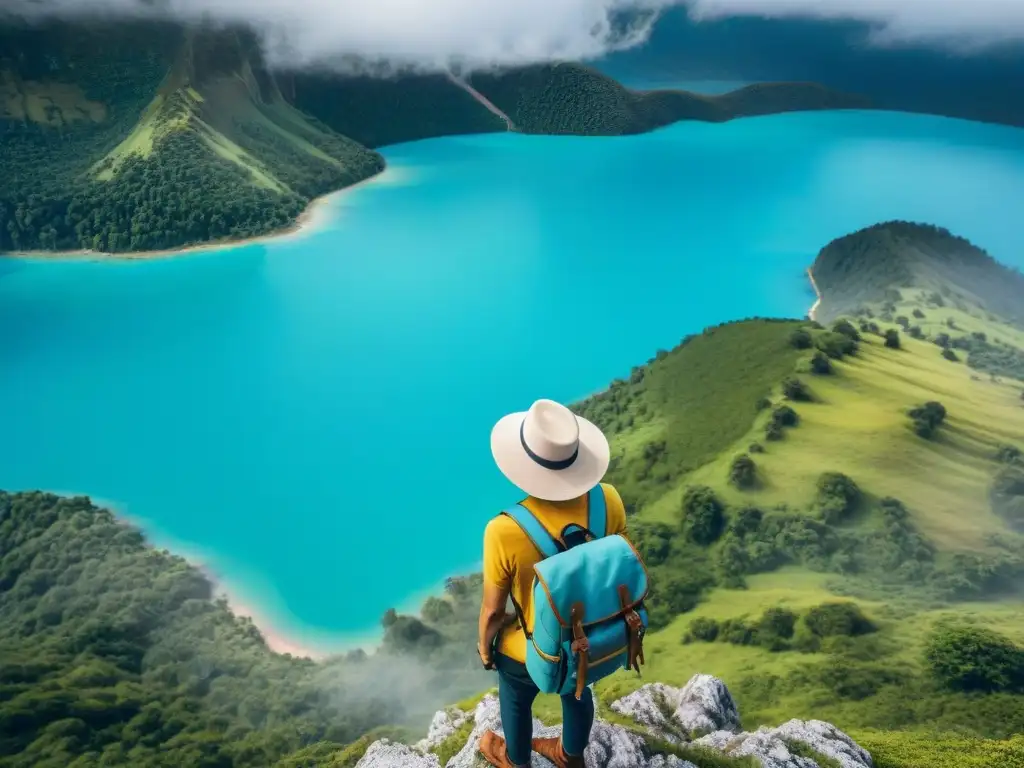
[856,731,1024,768]
[470,64,869,136]
[907,401,947,439]
[0,492,488,767]
[0,24,383,254]
[0,20,870,256]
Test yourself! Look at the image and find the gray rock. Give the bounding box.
[675,674,742,735]
[417,708,473,752]
[445,694,696,768]
[354,674,871,768]
[695,719,873,768]
[772,720,874,768]
[610,675,740,741]
[355,739,440,768]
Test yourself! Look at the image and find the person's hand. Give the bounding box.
[477,644,496,671]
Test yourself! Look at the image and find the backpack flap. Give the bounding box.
[533,534,649,628]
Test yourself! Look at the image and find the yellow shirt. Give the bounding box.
[482,483,628,663]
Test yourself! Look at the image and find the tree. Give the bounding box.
[909,401,947,438]
[815,472,861,524]
[832,319,861,341]
[782,376,812,401]
[942,348,960,362]
[729,454,757,489]
[934,332,952,349]
[924,625,1024,693]
[810,351,832,374]
[789,328,813,349]
[884,329,901,349]
[804,602,875,637]
[681,486,726,545]
[912,308,926,319]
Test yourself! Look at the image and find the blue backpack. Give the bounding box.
[500,485,650,700]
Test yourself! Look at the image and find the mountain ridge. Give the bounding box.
[0,19,873,255]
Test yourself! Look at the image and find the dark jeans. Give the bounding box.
[494,653,595,766]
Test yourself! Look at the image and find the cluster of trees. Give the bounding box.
[683,601,875,652]
[0,492,487,767]
[908,401,947,439]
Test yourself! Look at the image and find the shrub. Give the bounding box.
[912,308,926,318]
[908,401,947,438]
[934,332,951,348]
[755,607,797,650]
[942,348,959,362]
[816,472,861,524]
[947,318,958,329]
[731,506,764,537]
[859,321,880,335]
[755,396,772,412]
[789,328,813,349]
[749,442,765,454]
[810,351,832,374]
[681,486,726,545]
[729,454,757,489]
[909,325,924,339]
[895,316,910,329]
[924,625,1024,693]
[764,422,783,441]
[883,329,901,349]
[832,319,861,341]
[804,602,875,638]
[720,617,755,646]
[771,404,799,428]
[782,376,812,402]
[816,331,857,359]
[685,617,720,643]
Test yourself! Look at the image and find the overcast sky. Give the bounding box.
[4,0,1024,71]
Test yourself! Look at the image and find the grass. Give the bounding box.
[854,730,1024,768]
[0,71,107,125]
[644,328,1023,548]
[575,320,807,516]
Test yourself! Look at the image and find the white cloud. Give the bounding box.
[4,0,1024,72]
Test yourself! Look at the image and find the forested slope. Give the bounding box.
[0,23,383,254]
[0,20,868,255]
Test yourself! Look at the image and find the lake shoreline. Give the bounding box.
[807,267,822,322]
[0,166,391,263]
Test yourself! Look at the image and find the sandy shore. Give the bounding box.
[2,166,397,263]
[806,267,822,321]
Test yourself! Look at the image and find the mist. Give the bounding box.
[4,0,1024,73]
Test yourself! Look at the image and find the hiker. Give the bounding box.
[477,399,649,768]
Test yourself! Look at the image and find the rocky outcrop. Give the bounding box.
[611,675,741,741]
[353,675,873,768]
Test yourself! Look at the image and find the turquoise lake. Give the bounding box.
[3,109,1024,651]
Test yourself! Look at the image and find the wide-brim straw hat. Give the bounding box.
[491,399,610,502]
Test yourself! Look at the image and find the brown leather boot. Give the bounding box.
[531,736,585,768]
[479,731,524,768]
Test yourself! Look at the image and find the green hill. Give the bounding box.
[0,20,867,255]
[470,64,869,136]
[0,23,384,254]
